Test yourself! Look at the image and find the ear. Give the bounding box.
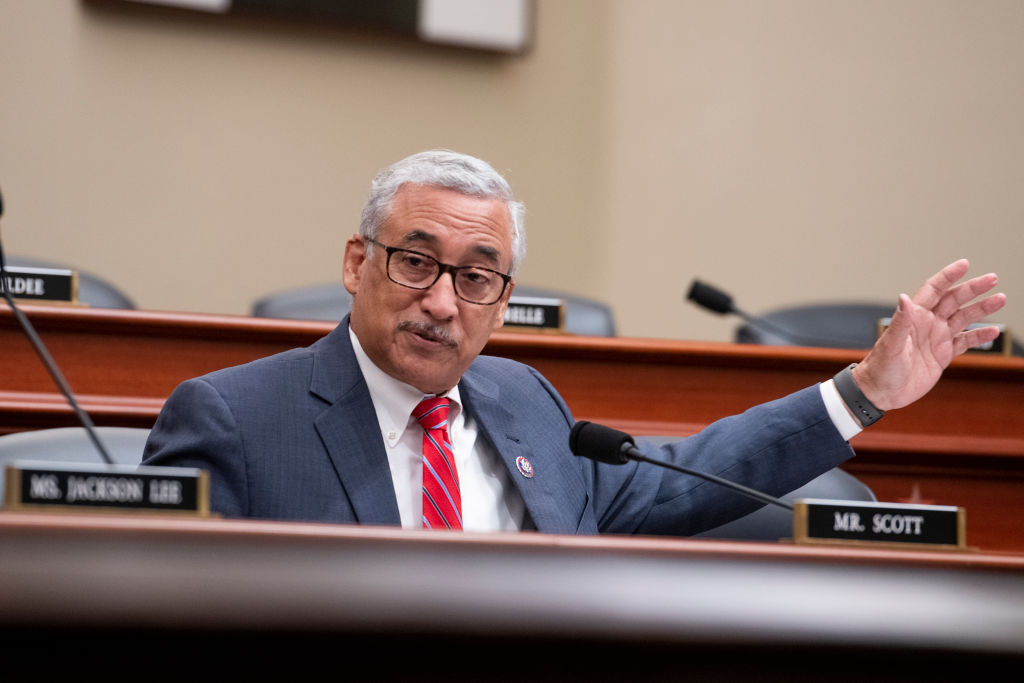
[342,235,368,295]
[491,280,514,332]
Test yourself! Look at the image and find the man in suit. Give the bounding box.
[142,150,1006,535]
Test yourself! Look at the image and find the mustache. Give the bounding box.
[398,320,458,347]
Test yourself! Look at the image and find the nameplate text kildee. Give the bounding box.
[2,266,78,304]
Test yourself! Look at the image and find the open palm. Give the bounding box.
[855,260,1006,411]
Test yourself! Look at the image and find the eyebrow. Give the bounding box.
[399,230,504,269]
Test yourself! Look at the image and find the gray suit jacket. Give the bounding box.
[142,319,854,535]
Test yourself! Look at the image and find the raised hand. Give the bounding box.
[854,259,1006,411]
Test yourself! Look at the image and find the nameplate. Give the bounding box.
[3,461,210,516]
[1,266,77,304]
[793,499,965,550]
[504,295,564,332]
[878,317,1011,355]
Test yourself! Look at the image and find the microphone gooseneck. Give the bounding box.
[0,185,114,465]
[569,421,793,512]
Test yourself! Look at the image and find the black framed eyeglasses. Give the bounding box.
[367,239,512,305]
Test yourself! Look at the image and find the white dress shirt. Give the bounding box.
[819,380,863,441]
[350,327,860,532]
[349,328,525,531]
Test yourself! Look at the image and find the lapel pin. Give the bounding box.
[515,456,534,478]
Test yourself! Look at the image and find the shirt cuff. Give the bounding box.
[820,379,863,441]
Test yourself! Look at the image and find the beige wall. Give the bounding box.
[1,1,1021,346]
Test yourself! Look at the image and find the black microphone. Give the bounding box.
[569,420,793,511]
[686,278,851,348]
[686,279,735,315]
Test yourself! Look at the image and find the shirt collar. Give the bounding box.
[348,326,462,447]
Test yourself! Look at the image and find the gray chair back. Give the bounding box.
[736,301,1023,355]
[637,435,876,541]
[735,302,894,349]
[693,467,876,541]
[251,282,352,322]
[252,281,617,336]
[6,256,136,309]
[0,427,150,492]
[512,285,617,337]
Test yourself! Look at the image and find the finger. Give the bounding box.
[947,292,1007,333]
[932,272,1000,320]
[912,259,970,310]
[952,325,1002,356]
[878,293,914,352]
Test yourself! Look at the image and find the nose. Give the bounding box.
[420,271,460,320]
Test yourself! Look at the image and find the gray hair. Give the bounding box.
[358,150,526,275]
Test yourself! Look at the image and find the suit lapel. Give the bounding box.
[310,320,402,526]
[305,322,584,533]
[460,370,582,535]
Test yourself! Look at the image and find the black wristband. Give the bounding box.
[833,363,885,427]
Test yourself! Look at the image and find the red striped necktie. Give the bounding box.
[414,397,462,530]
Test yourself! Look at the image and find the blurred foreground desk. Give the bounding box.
[1,512,1023,681]
[2,304,1023,551]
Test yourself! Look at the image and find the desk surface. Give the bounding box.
[2,512,1023,680]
